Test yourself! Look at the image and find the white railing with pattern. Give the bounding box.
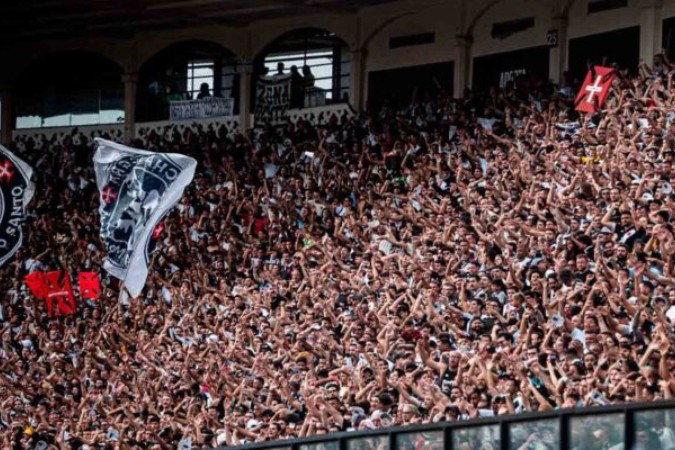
[10,103,356,149]
[12,123,125,149]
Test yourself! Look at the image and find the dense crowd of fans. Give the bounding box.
[2,56,675,450]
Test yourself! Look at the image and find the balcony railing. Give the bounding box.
[9,103,356,147]
[219,399,675,450]
[11,123,125,149]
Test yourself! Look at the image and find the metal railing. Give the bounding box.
[220,399,675,450]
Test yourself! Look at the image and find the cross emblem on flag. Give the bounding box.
[0,160,15,184]
[575,66,616,113]
[101,186,117,204]
[584,76,604,103]
[151,221,164,240]
[93,138,197,298]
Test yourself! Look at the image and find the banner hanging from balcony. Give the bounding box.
[169,97,234,121]
[0,145,35,267]
[255,75,291,126]
[93,138,196,298]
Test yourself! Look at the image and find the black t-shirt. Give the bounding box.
[439,365,458,394]
[574,269,593,282]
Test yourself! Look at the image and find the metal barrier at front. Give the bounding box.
[219,400,675,450]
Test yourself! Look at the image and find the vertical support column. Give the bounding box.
[350,48,365,111]
[454,35,472,99]
[637,0,663,63]
[0,88,12,146]
[238,65,253,132]
[500,420,509,450]
[559,412,569,450]
[638,0,663,65]
[548,15,569,85]
[624,407,635,450]
[444,425,452,450]
[122,72,138,143]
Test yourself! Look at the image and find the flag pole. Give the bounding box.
[118,283,130,304]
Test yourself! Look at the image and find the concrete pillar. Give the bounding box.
[238,66,253,132]
[350,48,366,112]
[454,35,472,99]
[0,88,12,146]
[636,0,663,63]
[549,16,569,86]
[122,72,138,143]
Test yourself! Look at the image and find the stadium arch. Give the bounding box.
[135,39,240,123]
[360,1,460,108]
[251,27,352,109]
[12,50,125,130]
[468,0,552,91]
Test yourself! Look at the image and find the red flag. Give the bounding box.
[575,66,616,113]
[25,271,49,299]
[152,221,164,240]
[44,271,77,317]
[78,272,101,300]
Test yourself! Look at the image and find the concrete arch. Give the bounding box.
[136,39,239,123]
[465,0,506,38]
[358,11,416,52]
[251,20,355,62]
[463,0,565,39]
[134,30,249,72]
[14,50,124,86]
[4,45,126,86]
[138,39,237,73]
[561,0,579,17]
[251,26,352,107]
[12,50,126,130]
[252,26,350,65]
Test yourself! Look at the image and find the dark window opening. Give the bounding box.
[14,52,123,129]
[662,16,675,61]
[568,26,639,81]
[367,62,453,112]
[473,46,550,91]
[588,0,628,14]
[491,17,535,40]
[389,33,435,49]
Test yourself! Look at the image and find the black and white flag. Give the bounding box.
[0,145,35,267]
[93,138,196,297]
[255,74,291,125]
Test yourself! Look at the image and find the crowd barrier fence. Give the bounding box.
[220,400,675,450]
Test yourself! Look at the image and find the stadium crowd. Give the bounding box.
[2,56,675,450]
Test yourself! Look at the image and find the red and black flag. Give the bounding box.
[44,271,77,317]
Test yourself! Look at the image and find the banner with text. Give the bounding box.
[169,97,234,121]
[255,75,291,126]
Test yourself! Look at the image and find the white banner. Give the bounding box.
[93,138,196,297]
[255,75,291,125]
[169,97,234,121]
[0,145,35,267]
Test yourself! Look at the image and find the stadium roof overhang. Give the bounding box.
[0,0,398,42]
